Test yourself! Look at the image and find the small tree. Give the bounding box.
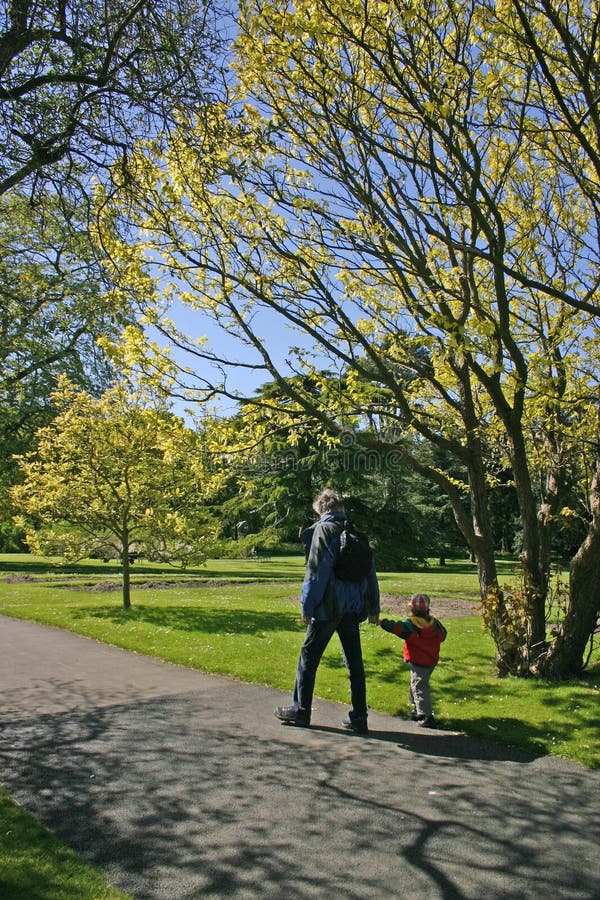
[12,377,206,609]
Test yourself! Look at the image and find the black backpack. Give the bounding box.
[334,519,373,582]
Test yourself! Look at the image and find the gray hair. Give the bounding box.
[312,488,344,516]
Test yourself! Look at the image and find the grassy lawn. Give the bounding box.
[0,553,598,897]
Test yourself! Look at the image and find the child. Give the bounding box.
[380,593,447,728]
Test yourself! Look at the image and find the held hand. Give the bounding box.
[301,615,311,625]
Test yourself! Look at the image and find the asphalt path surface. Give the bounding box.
[1,614,599,899]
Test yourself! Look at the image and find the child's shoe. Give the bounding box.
[416,714,436,728]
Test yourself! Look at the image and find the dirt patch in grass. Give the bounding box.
[380,593,480,619]
[65,578,238,592]
[135,580,234,591]
[282,593,481,618]
[68,578,254,592]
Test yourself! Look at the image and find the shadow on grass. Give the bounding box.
[385,557,521,578]
[0,559,181,577]
[360,645,495,685]
[0,557,302,583]
[72,604,300,634]
[435,714,599,762]
[1,553,523,580]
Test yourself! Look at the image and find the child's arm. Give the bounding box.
[380,618,411,638]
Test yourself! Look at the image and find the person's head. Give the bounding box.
[312,488,344,516]
[410,593,431,616]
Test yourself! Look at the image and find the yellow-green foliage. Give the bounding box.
[11,378,208,574]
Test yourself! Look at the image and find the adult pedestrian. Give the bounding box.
[274,488,380,733]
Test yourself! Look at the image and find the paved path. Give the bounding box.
[1,615,599,899]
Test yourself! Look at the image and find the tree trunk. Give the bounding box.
[534,451,600,677]
[460,425,527,675]
[458,364,500,600]
[507,426,548,650]
[121,541,131,610]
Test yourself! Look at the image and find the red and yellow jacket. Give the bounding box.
[380,615,447,667]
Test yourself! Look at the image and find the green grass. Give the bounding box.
[1,552,597,896]
[0,786,131,899]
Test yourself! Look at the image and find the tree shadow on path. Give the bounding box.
[2,686,599,900]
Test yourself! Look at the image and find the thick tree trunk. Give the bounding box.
[534,460,600,677]
[459,429,527,675]
[507,426,548,651]
[459,369,500,599]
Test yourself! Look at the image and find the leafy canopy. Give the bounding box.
[99,0,600,671]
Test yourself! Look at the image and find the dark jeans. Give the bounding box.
[292,612,367,722]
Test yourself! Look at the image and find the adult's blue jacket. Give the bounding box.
[300,512,380,622]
